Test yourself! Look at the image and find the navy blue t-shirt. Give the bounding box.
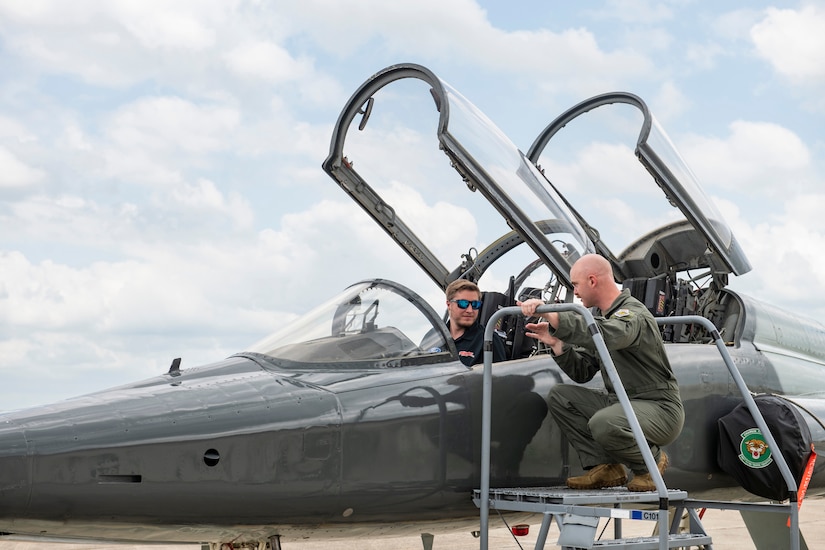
[451,321,507,367]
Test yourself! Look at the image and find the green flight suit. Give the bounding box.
[548,289,684,473]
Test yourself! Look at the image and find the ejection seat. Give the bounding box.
[479,289,542,361]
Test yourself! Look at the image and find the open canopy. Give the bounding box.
[323,63,750,298]
[323,64,593,293]
[527,92,751,280]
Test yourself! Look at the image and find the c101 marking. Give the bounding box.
[613,510,660,521]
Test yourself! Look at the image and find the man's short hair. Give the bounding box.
[445,279,481,301]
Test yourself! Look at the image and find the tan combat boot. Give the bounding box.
[626,451,669,492]
[566,463,627,490]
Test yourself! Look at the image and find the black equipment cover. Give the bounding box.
[717,394,813,501]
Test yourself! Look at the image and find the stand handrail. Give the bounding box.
[656,315,800,549]
[479,304,669,550]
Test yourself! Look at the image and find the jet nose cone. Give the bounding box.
[0,417,31,515]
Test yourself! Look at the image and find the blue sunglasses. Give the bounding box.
[450,299,483,310]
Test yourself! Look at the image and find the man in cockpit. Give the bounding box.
[413,279,544,480]
[443,279,507,367]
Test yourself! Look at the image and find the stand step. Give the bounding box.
[478,486,689,507]
[591,533,712,549]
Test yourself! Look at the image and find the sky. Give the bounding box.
[1,0,824,411]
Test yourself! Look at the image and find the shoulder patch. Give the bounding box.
[613,308,634,319]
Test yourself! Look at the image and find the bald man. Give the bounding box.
[519,254,684,492]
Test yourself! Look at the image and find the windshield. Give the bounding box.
[245,280,452,368]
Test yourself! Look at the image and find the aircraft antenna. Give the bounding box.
[167,357,182,376]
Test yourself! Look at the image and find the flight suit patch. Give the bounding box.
[613,308,633,319]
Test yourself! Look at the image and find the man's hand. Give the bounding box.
[524,321,554,343]
[519,299,565,355]
[524,321,565,355]
[517,298,559,328]
[518,298,543,316]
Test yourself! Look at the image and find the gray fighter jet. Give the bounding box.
[0,63,823,550]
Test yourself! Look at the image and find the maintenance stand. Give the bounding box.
[474,306,803,550]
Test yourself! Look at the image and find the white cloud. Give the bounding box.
[712,8,764,42]
[587,0,676,24]
[272,0,487,58]
[0,184,442,387]
[651,81,691,123]
[535,138,678,252]
[62,124,93,151]
[7,194,134,248]
[751,5,825,83]
[0,1,282,88]
[168,178,254,232]
[5,183,254,257]
[0,0,653,112]
[0,114,35,141]
[109,0,218,51]
[0,1,95,25]
[0,244,271,409]
[93,96,243,187]
[683,40,727,71]
[734,216,825,305]
[0,146,45,187]
[106,96,240,154]
[680,120,811,193]
[277,0,652,96]
[541,141,654,196]
[224,41,312,82]
[381,181,478,258]
[0,251,116,330]
[783,193,825,234]
[715,189,825,323]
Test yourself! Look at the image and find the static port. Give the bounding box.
[204,448,220,467]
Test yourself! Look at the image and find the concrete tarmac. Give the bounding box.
[0,499,822,549]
